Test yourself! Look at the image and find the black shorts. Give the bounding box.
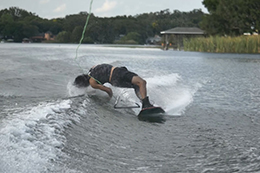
[110,67,137,88]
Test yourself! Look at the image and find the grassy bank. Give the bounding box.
[183,35,260,54]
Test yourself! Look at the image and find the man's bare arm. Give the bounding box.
[89,78,113,98]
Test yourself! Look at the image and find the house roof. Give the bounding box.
[160,27,205,35]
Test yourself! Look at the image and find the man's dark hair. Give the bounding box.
[74,74,90,87]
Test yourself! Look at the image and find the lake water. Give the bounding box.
[1,43,260,173]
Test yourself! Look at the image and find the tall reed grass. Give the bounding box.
[183,35,260,54]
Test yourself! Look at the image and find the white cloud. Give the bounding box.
[95,0,117,13]
[53,4,66,13]
[39,0,50,4]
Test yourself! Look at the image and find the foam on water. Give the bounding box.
[146,73,200,115]
[67,81,87,97]
[0,99,78,173]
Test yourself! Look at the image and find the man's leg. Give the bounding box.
[133,85,142,100]
[131,76,153,108]
[131,76,147,99]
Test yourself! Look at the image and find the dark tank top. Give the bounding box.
[88,64,112,84]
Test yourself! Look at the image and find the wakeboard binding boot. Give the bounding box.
[142,96,154,109]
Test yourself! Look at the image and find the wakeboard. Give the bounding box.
[138,106,165,123]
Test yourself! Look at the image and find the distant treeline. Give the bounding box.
[1,0,259,48]
[0,7,204,44]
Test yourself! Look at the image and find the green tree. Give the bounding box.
[8,7,33,21]
[0,13,15,37]
[116,32,141,44]
[63,13,92,32]
[83,36,93,43]
[22,24,38,38]
[56,31,71,43]
[201,0,260,35]
[0,7,41,41]
[71,26,83,43]
[126,32,141,43]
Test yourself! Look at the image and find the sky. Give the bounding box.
[0,0,208,19]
